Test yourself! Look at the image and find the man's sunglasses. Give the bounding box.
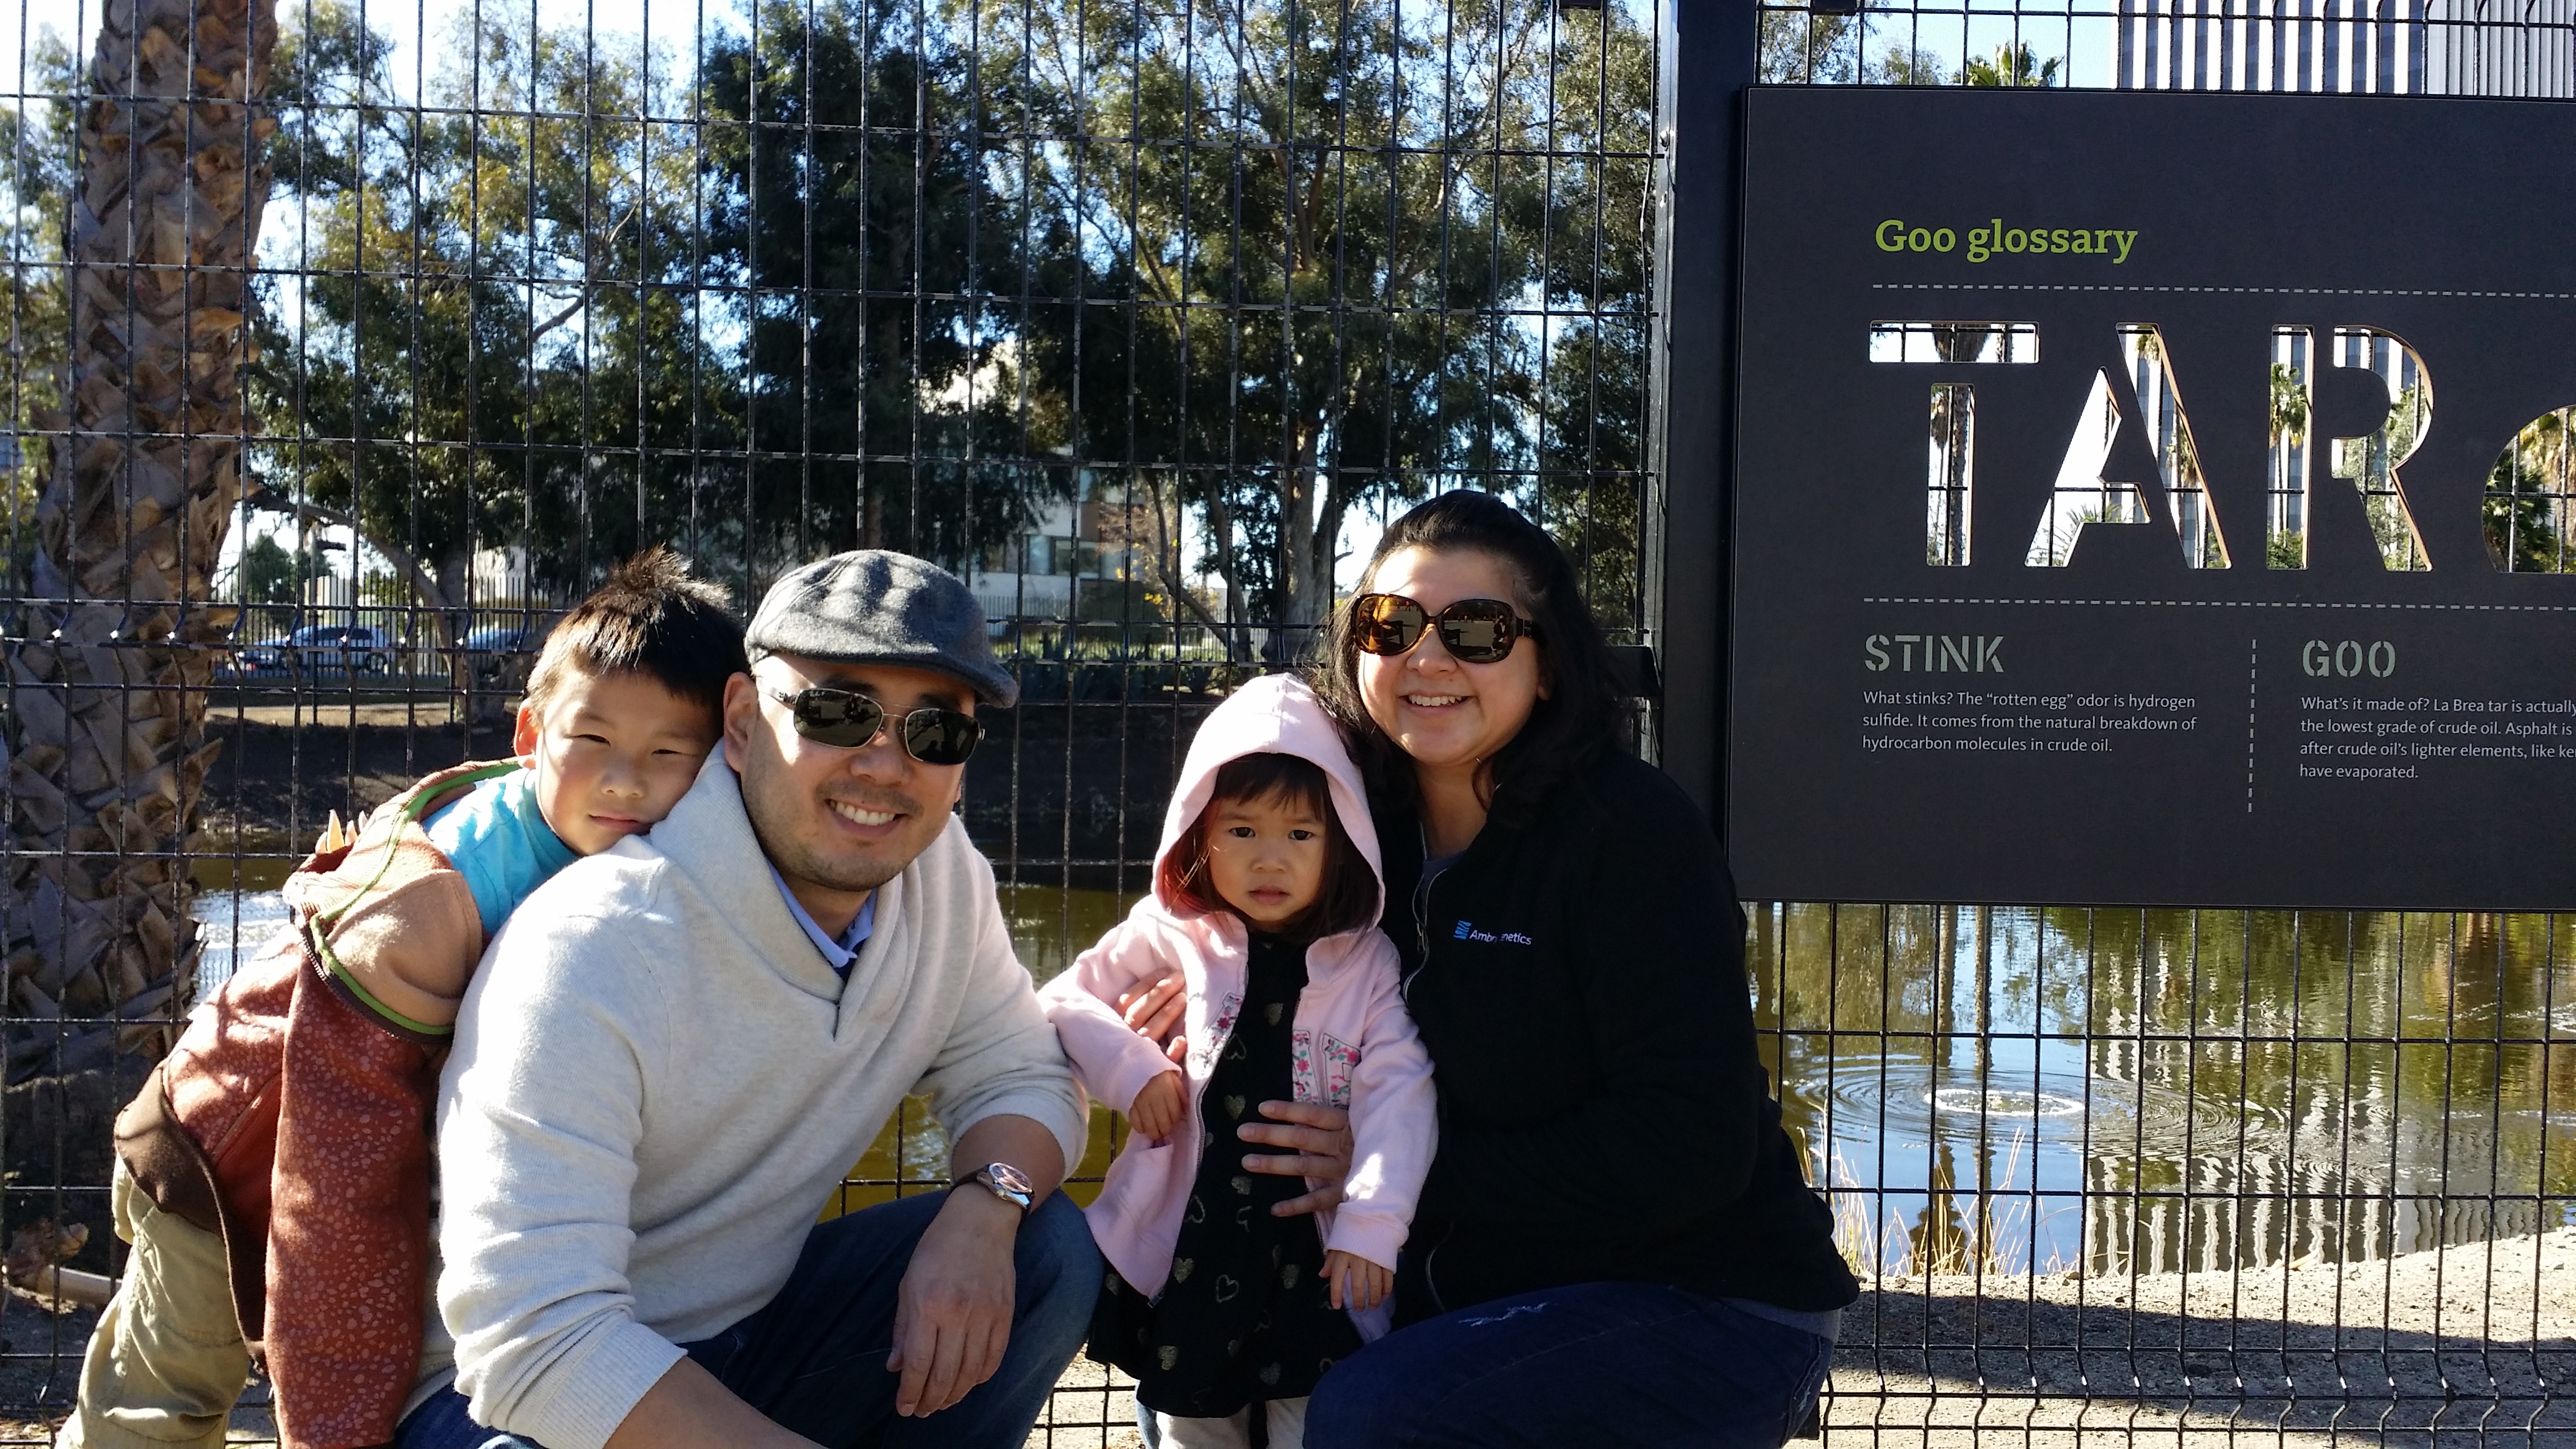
[1350,593,1541,665]
[769,688,986,766]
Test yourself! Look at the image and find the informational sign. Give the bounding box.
[1726,87,2576,909]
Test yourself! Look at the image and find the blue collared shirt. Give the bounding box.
[769,865,876,977]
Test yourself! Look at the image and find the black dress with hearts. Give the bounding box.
[1086,930,1362,1417]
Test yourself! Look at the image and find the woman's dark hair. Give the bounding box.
[1314,490,1629,827]
[1160,752,1379,940]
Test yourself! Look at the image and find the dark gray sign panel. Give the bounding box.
[1726,87,2576,909]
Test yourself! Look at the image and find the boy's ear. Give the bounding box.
[512,703,542,759]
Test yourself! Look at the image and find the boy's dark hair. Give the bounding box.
[522,546,748,718]
[1314,489,1630,829]
[1159,752,1378,941]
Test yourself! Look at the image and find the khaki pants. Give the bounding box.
[57,1164,249,1449]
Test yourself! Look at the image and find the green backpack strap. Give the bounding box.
[310,759,524,932]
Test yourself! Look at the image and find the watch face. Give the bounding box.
[986,1163,1034,1196]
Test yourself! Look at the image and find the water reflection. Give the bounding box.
[190,885,1154,1214]
[188,889,2575,1272]
[1754,904,2576,1277]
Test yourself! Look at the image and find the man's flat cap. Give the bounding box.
[746,550,1018,707]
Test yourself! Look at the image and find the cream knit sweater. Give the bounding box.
[424,751,1086,1449]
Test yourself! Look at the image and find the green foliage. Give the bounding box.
[1961,42,2061,88]
[220,0,1661,625]
[2482,408,2572,573]
[248,1,733,603]
[0,32,77,597]
[234,534,300,605]
[2268,361,2308,444]
[976,0,1662,626]
[699,0,1062,573]
[1760,4,1950,85]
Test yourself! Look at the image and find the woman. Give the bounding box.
[1132,492,1852,1446]
[1139,490,1853,1448]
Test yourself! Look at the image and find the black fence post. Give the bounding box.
[1653,0,1756,822]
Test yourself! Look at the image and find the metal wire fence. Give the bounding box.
[0,0,2567,1438]
[1756,2,2574,1442]
[0,0,1654,1433]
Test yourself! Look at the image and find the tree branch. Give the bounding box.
[242,486,456,634]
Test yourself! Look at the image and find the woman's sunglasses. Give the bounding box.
[769,688,986,766]
[1350,593,1541,665]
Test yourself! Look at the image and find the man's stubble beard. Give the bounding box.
[738,741,939,896]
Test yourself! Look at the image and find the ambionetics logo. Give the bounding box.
[1450,920,1533,945]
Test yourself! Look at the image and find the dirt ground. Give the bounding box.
[188,695,1212,891]
[195,700,518,856]
[3,1230,2567,1446]
[1824,1222,2576,1446]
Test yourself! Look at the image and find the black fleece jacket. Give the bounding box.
[1375,750,1859,1324]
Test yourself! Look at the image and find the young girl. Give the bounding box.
[1041,673,1435,1449]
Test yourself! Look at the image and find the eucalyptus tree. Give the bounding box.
[987,0,1652,641]
[698,0,1068,579]
[248,2,730,624]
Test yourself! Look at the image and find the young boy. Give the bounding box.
[63,547,746,1449]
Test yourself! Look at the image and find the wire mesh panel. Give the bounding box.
[0,0,1659,1433]
[1755,1,2575,1442]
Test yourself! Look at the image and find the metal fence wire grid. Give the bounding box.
[1,0,2570,1441]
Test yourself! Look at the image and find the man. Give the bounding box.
[398,552,1098,1449]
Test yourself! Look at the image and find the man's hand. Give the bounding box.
[1322,1249,1392,1312]
[888,1187,1020,1417]
[1117,972,1189,1062]
[1241,1100,1354,1217]
[1128,1071,1186,1145]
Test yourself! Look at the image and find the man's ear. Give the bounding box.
[512,703,542,759]
[722,671,761,761]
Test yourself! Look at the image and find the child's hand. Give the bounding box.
[1128,1071,1186,1145]
[1321,1249,1392,1312]
[1118,972,1190,1062]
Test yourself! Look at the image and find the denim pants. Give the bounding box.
[396,1189,1100,1449]
[1301,1281,1832,1449]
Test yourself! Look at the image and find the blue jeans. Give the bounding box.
[1303,1282,1832,1449]
[396,1189,1100,1449]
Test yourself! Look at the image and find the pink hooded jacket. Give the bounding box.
[1038,675,1436,1332]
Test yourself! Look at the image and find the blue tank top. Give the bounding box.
[422,769,579,936]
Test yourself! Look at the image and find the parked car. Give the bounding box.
[238,624,395,674]
[462,620,552,690]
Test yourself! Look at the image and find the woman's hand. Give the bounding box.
[1241,1100,1354,1217]
[1117,972,1189,1063]
[1126,1072,1185,1146]
[1320,1249,1392,1312]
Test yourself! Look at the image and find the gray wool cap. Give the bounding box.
[745,550,1018,707]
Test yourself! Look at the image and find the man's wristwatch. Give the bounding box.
[959,1161,1036,1215]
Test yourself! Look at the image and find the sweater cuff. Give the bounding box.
[501,1319,685,1449]
[949,1088,1091,1181]
[1322,1209,1408,1276]
[1096,1055,1183,1130]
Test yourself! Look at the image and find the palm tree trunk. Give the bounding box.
[4,0,277,1077]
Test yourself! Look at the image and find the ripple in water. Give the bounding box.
[1788,1058,2294,1161]
[1928,1085,2086,1120]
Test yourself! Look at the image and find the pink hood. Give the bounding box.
[1038,674,1436,1333]
[1149,671,1385,922]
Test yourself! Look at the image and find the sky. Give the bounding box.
[5,0,708,110]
